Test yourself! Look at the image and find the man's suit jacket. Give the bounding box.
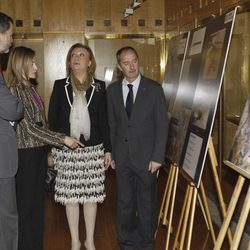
[107,75,168,169]
[0,74,23,178]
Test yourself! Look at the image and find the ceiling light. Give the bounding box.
[124,8,134,18]
[133,0,141,8]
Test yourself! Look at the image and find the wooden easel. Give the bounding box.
[157,167,216,249]
[172,177,216,250]
[157,163,179,250]
[157,137,231,249]
[172,182,197,250]
[208,139,233,244]
[213,161,250,250]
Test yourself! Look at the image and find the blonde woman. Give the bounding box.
[48,43,112,250]
[6,46,82,250]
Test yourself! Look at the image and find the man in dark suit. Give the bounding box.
[0,12,24,250]
[107,46,168,250]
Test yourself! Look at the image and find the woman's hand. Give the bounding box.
[110,160,116,169]
[64,136,84,149]
[104,152,112,170]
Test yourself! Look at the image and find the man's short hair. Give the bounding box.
[0,12,13,33]
[116,46,139,63]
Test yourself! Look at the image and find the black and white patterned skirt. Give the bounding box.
[51,143,105,205]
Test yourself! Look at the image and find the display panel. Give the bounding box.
[162,32,189,114]
[166,9,237,186]
[164,33,190,164]
[225,96,250,179]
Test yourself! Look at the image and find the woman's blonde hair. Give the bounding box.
[66,43,96,77]
[6,46,35,87]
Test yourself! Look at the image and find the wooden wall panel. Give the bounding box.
[28,0,43,33]
[84,0,165,34]
[147,0,165,32]
[1,0,247,35]
[43,34,84,112]
[196,0,220,23]
[14,0,30,32]
[165,0,247,32]
[128,3,149,33]
[1,0,165,34]
[125,0,165,33]
[221,0,240,9]
[90,0,111,31]
[0,0,15,19]
[179,1,199,28]
[0,0,42,33]
[85,0,121,33]
[110,0,123,32]
[43,0,85,32]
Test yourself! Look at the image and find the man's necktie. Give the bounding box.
[126,84,133,118]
